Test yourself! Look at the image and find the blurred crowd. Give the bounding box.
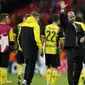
[0,0,85,27]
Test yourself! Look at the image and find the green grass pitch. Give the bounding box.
[6,73,68,85]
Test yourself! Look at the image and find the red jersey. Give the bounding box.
[0,24,11,52]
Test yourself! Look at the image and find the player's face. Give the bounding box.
[35,16,40,22]
[67,11,75,23]
[23,17,26,22]
[5,16,10,24]
[57,20,60,25]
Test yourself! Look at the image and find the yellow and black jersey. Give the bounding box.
[17,23,22,51]
[22,16,42,50]
[75,21,85,31]
[20,16,43,60]
[45,24,64,54]
[9,27,15,42]
[17,16,43,51]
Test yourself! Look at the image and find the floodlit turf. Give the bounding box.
[6,73,68,85]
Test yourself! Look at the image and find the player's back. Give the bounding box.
[45,24,60,54]
[0,24,10,34]
[0,24,11,52]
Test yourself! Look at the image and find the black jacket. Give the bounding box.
[60,12,85,49]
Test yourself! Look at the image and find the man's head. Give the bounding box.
[23,14,30,22]
[0,13,10,24]
[52,14,60,25]
[67,11,76,23]
[31,11,40,22]
[76,16,83,22]
[15,15,22,25]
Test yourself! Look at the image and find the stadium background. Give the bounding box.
[0,0,85,27]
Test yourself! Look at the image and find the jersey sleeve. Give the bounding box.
[9,28,14,42]
[33,24,43,50]
[76,21,85,31]
[59,28,65,40]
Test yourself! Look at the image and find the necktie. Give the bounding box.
[73,23,79,33]
[72,23,78,46]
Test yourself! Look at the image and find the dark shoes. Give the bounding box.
[22,80,27,85]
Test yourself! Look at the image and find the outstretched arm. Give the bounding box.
[59,1,68,28]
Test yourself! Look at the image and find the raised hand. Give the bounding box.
[59,1,68,9]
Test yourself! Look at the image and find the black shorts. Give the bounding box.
[45,53,60,68]
[16,51,24,64]
[0,50,9,68]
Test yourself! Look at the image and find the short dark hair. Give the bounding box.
[0,13,9,22]
[23,14,30,19]
[31,11,40,17]
[15,15,23,25]
[52,14,60,22]
[76,17,83,22]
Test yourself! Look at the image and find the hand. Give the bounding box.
[58,48,63,54]
[59,1,68,9]
[80,37,85,43]
[39,49,43,57]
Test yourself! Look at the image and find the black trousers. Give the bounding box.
[24,59,36,85]
[20,27,38,85]
[81,46,85,63]
[65,47,82,85]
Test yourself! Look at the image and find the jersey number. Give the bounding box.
[46,30,56,42]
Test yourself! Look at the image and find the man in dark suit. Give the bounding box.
[59,1,85,85]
